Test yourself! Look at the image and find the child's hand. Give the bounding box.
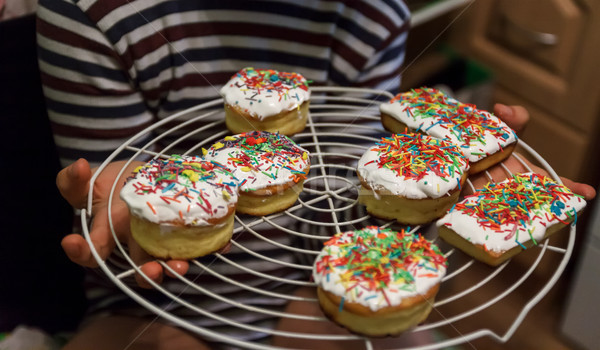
[466,104,596,201]
[57,158,190,288]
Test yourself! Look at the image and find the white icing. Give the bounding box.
[220,67,310,120]
[356,134,469,199]
[436,172,587,253]
[202,132,310,192]
[380,88,517,162]
[312,227,446,312]
[120,155,239,226]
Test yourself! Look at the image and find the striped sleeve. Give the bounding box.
[328,0,410,93]
[37,0,156,167]
[37,0,410,167]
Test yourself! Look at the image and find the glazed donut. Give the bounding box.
[220,67,310,136]
[380,87,517,174]
[437,172,587,266]
[120,155,239,260]
[202,131,310,216]
[357,132,469,225]
[312,226,447,336]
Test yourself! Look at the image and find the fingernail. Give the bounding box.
[495,103,511,117]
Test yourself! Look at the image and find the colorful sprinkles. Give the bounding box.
[203,131,310,192]
[364,133,468,181]
[441,173,584,248]
[387,88,516,154]
[313,226,447,309]
[225,67,310,107]
[121,155,238,224]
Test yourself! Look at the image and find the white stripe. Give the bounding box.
[330,55,360,82]
[357,52,405,85]
[39,61,132,91]
[43,86,143,107]
[112,10,338,55]
[331,27,376,59]
[370,0,410,27]
[47,108,153,130]
[37,35,120,70]
[371,75,401,93]
[77,0,100,12]
[133,35,332,73]
[137,58,327,93]
[54,133,152,151]
[163,85,222,103]
[338,4,390,40]
[96,0,163,31]
[268,0,397,39]
[358,32,408,78]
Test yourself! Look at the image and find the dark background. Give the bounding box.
[0,14,87,333]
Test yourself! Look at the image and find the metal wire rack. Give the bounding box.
[82,86,577,349]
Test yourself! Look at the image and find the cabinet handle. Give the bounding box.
[502,15,558,46]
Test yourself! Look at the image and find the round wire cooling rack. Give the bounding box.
[82,86,578,350]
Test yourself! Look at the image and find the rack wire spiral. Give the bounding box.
[82,87,577,349]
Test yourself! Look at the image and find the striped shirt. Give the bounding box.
[36,0,410,345]
[37,0,410,167]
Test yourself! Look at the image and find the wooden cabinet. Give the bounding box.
[448,0,600,185]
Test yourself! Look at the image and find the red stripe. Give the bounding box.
[40,72,133,96]
[351,65,402,88]
[85,0,130,23]
[119,22,336,69]
[332,38,368,70]
[378,20,410,52]
[37,18,118,59]
[347,1,399,34]
[141,71,234,101]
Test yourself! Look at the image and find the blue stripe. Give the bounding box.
[46,98,147,119]
[136,47,329,83]
[39,0,95,27]
[38,46,129,82]
[377,41,407,66]
[337,16,383,47]
[382,0,411,22]
[104,0,379,44]
[329,67,352,87]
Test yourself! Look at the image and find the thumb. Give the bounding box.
[494,103,529,133]
[56,158,92,209]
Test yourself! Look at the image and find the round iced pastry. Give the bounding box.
[220,67,310,136]
[202,131,310,216]
[380,87,517,174]
[120,155,239,260]
[437,172,587,266]
[312,226,447,336]
[357,133,469,225]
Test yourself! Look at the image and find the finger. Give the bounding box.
[61,233,99,268]
[106,198,133,243]
[56,158,92,209]
[560,177,597,201]
[493,103,529,133]
[61,206,119,268]
[135,261,164,289]
[127,234,164,288]
[164,260,190,278]
[85,206,118,264]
